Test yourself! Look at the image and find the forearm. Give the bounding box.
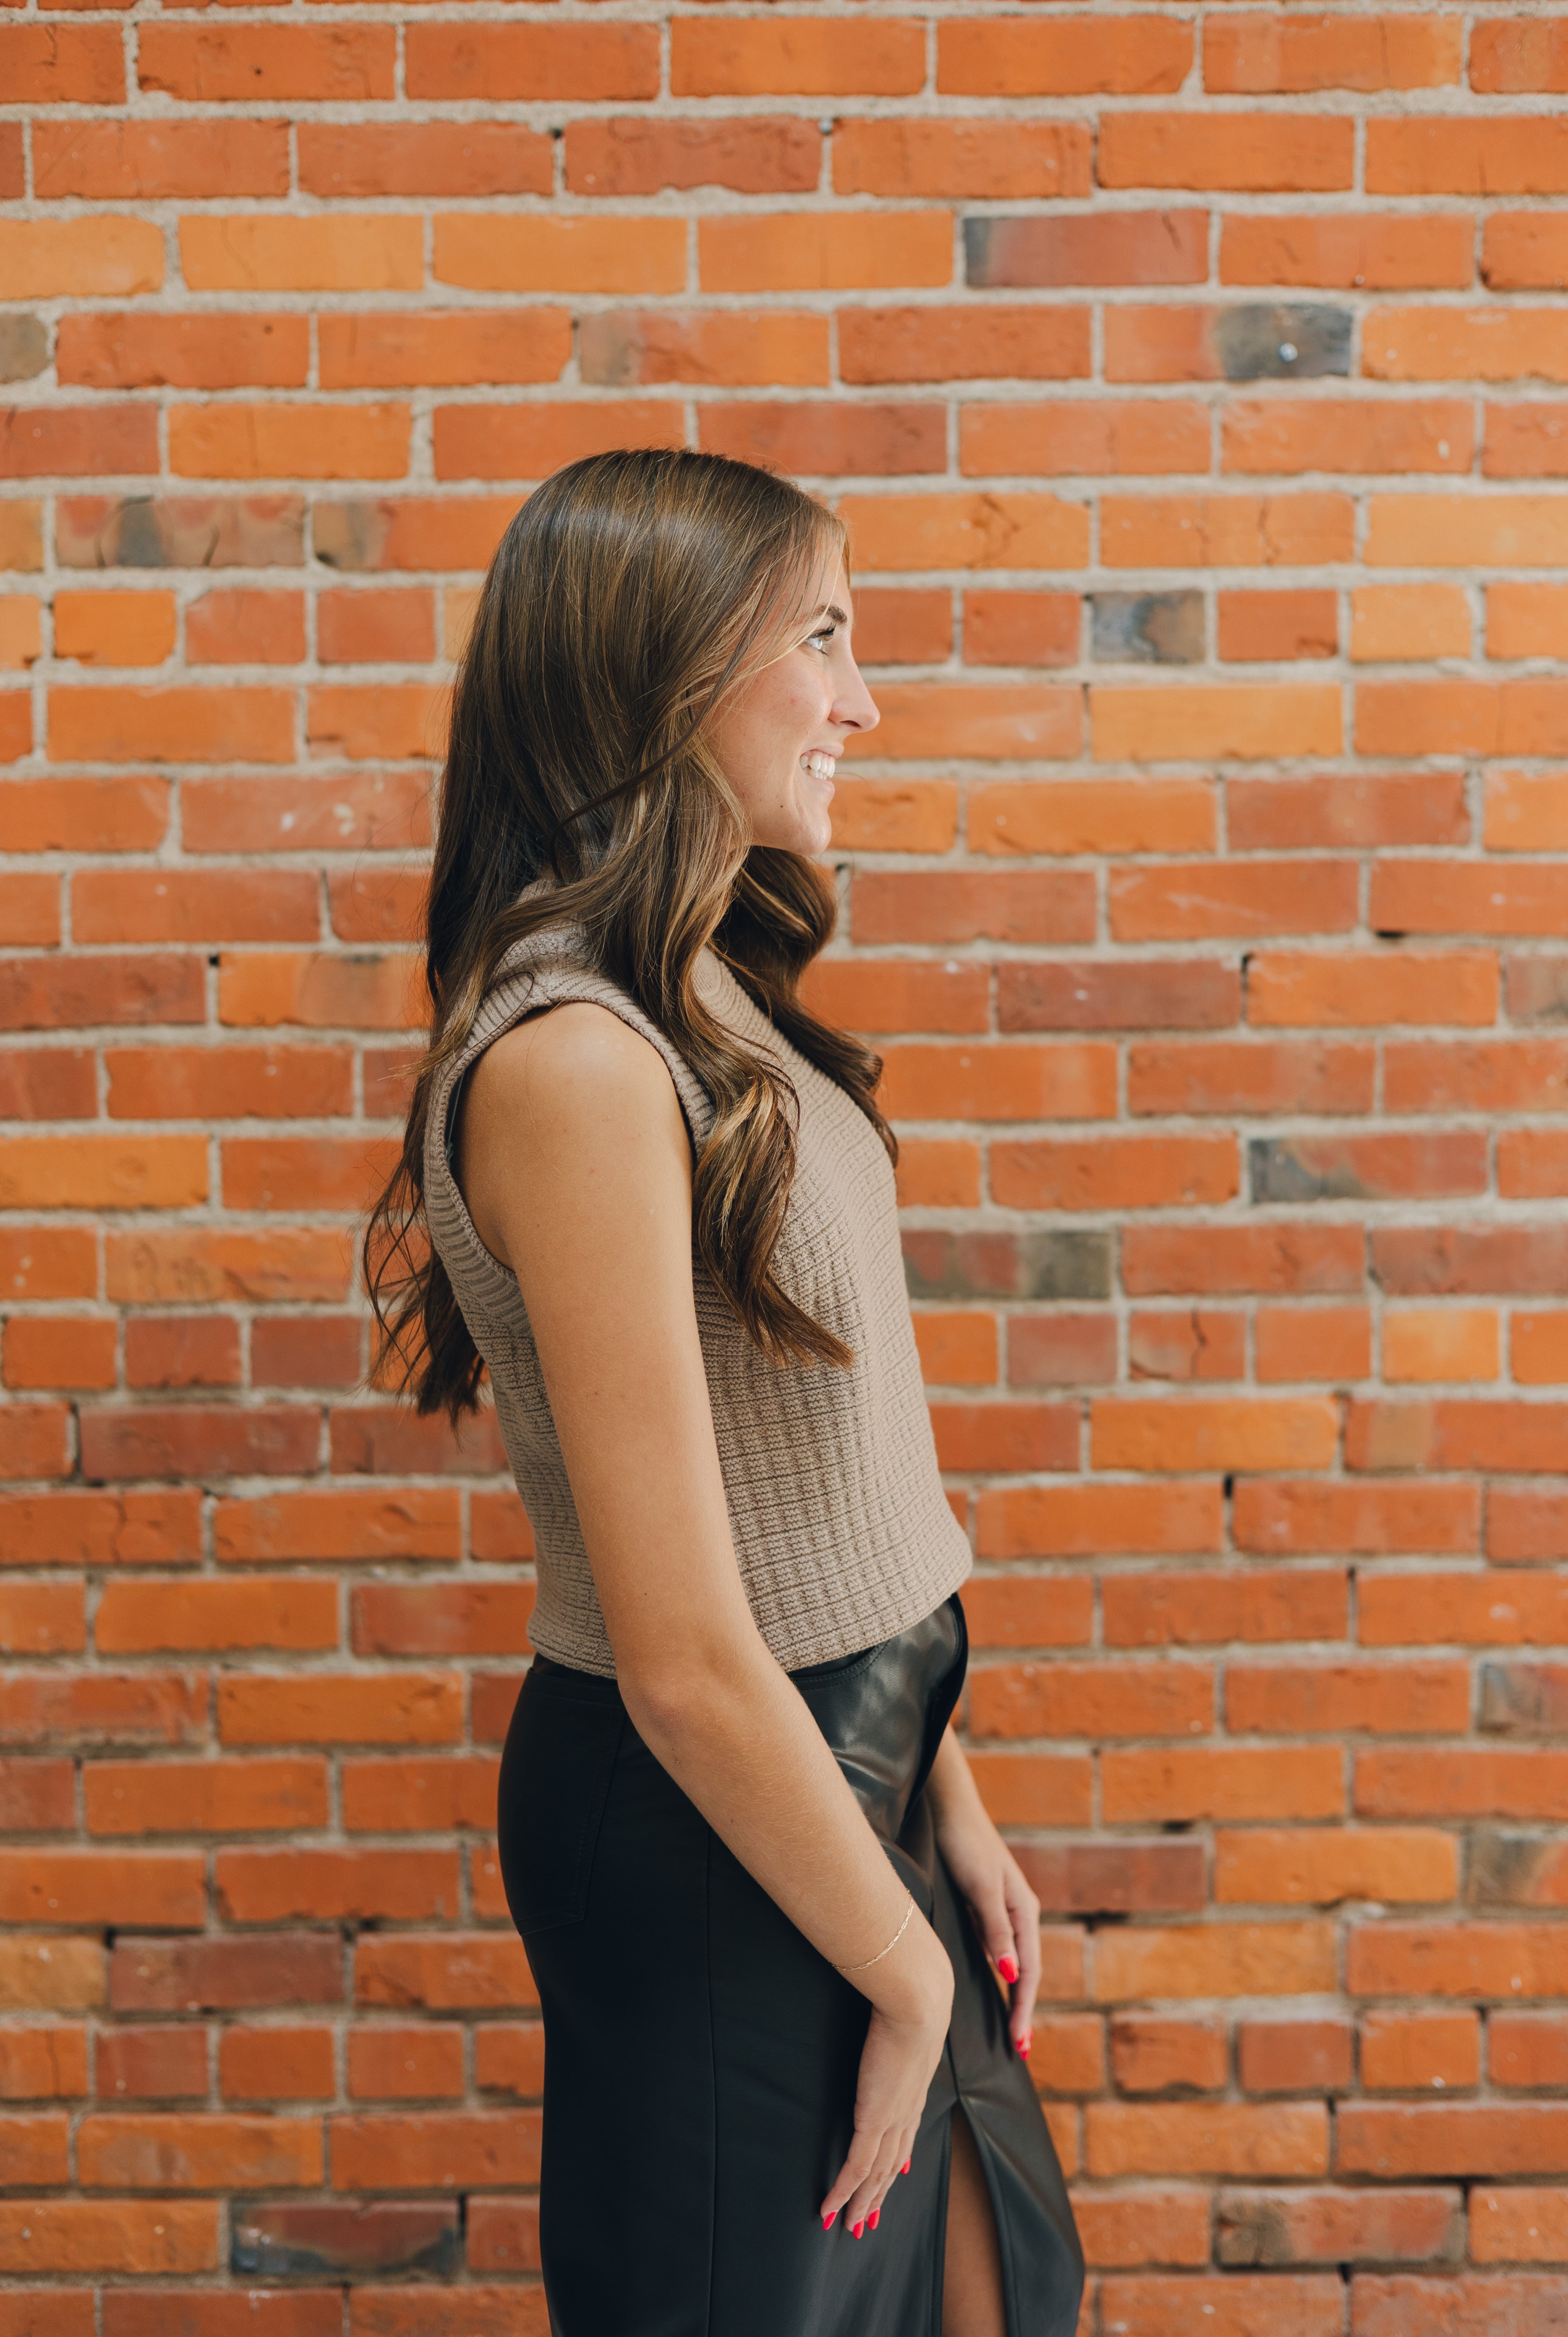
[925,1721,985,1824]
[626,1643,948,2017]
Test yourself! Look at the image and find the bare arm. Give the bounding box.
[458,1003,953,2226]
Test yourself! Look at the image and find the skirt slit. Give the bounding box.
[497,1594,1084,2337]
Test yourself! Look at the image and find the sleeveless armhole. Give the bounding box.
[422,940,716,1316]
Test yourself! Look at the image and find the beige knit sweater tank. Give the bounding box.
[423,910,972,1678]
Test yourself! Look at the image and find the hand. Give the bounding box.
[928,1739,1041,2062]
[819,1916,952,2238]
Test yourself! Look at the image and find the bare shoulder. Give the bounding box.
[459,1003,688,1265]
[469,1000,677,1129]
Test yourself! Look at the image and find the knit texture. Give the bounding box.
[425,914,973,1676]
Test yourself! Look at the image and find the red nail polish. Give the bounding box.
[998,1954,1019,1984]
[901,2158,911,2174]
[1018,2032,1032,2059]
[868,2208,880,2231]
[852,2220,865,2239]
[822,2211,836,2231]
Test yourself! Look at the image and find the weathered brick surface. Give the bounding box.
[3,1,1567,2318]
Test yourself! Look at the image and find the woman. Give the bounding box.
[367,448,1083,2337]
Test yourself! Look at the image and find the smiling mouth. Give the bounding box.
[802,751,837,783]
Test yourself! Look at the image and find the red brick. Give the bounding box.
[95,2028,208,2105]
[1099,2274,1342,2333]
[1098,113,1354,192]
[568,116,819,197]
[834,118,1089,200]
[1110,2015,1228,2095]
[300,123,553,200]
[109,1934,343,2014]
[1471,2187,1568,2263]
[86,1758,328,1835]
[219,2026,334,2104]
[34,121,289,201]
[1205,13,1461,93]
[1362,2010,1480,2092]
[330,2110,540,2189]
[1220,212,1473,290]
[698,401,945,478]
[409,25,658,102]
[0,24,124,103]
[2,408,157,481]
[138,25,396,103]
[78,2111,324,2188]
[57,316,308,393]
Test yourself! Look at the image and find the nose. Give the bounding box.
[832,654,880,739]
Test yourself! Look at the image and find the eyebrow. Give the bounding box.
[810,602,850,625]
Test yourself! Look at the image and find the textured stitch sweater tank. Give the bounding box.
[423,907,973,1675]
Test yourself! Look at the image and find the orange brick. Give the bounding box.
[170,403,410,483]
[1216,591,1337,662]
[961,400,1207,477]
[938,18,1191,96]
[1091,1398,1338,1474]
[215,2028,335,2110]
[841,492,1088,573]
[843,308,1091,385]
[407,21,657,102]
[670,18,924,97]
[432,215,683,298]
[579,309,826,390]
[834,119,1090,200]
[139,25,395,103]
[1247,950,1498,1028]
[186,591,305,667]
[34,120,289,203]
[1362,2011,1480,2092]
[0,599,41,672]
[434,400,683,483]
[1215,1828,1459,1908]
[970,778,1213,857]
[1366,310,1568,385]
[53,592,175,668]
[0,219,162,302]
[1488,582,1568,659]
[1103,493,1353,568]
[1255,1307,1372,1385]
[1220,211,1473,290]
[301,122,553,200]
[1204,13,1462,94]
[1513,1312,1568,1386]
[1352,584,1472,662]
[1099,114,1354,192]
[700,212,952,294]
[567,117,819,199]
[2,1319,116,1394]
[1384,1309,1501,1384]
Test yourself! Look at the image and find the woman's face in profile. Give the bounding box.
[707,560,880,857]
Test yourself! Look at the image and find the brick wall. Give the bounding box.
[4,4,1568,2330]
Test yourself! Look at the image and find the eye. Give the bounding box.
[804,624,836,654]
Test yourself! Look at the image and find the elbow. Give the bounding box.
[616,1645,759,1759]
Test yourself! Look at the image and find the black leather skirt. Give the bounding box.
[497,1594,1084,2337]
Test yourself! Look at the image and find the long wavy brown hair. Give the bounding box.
[364,447,896,1423]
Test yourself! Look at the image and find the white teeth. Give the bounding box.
[803,751,837,780]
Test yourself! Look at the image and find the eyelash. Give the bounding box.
[805,626,836,654]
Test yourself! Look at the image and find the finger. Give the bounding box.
[1005,1865,1043,2042]
[863,2119,922,2232]
[820,2133,881,2228]
[845,2147,901,2235]
[967,1881,1019,1989]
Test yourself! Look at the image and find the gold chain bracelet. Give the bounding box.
[833,1894,915,1975]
